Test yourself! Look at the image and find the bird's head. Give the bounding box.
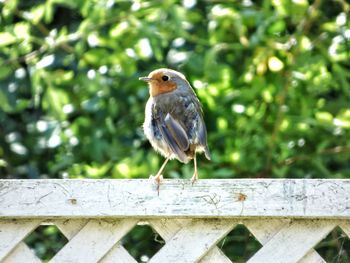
[139,68,188,97]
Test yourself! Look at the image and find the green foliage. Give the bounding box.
[1,0,350,261]
[315,227,350,263]
[218,225,262,262]
[24,226,68,261]
[122,225,165,262]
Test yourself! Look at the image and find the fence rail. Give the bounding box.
[0,179,349,262]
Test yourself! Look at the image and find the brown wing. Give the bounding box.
[155,111,190,163]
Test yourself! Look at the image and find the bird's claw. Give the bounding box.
[149,174,163,195]
[191,172,198,185]
[149,174,163,184]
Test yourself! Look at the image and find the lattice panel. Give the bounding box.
[1,219,349,263]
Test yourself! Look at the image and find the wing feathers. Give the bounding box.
[156,113,189,163]
[164,113,189,151]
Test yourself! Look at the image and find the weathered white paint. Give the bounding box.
[149,218,232,263]
[2,242,41,263]
[54,219,88,239]
[247,220,336,263]
[245,219,326,263]
[148,218,188,240]
[199,247,232,263]
[50,219,137,263]
[100,243,137,263]
[0,179,349,263]
[0,179,349,218]
[299,250,326,263]
[149,219,237,263]
[54,218,138,263]
[0,219,41,261]
[245,218,287,243]
[340,221,350,237]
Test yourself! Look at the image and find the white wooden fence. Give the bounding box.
[0,179,349,263]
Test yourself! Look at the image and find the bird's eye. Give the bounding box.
[162,75,169,81]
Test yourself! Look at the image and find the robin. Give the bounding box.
[139,68,210,188]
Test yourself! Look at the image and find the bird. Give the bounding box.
[139,68,210,189]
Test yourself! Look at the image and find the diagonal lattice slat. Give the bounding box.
[247,220,337,263]
[245,219,326,263]
[299,250,326,263]
[50,219,137,263]
[149,219,233,262]
[0,219,42,262]
[100,243,138,263]
[149,218,233,263]
[54,219,136,262]
[54,219,89,239]
[0,219,349,262]
[340,221,350,237]
[149,219,237,263]
[148,218,189,241]
[2,242,41,263]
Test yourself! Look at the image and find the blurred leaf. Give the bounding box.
[0,66,12,80]
[42,87,69,120]
[0,32,17,47]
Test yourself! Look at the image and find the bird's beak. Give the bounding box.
[139,77,153,82]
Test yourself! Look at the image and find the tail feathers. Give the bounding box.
[204,146,211,160]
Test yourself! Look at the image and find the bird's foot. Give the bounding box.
[149,174,163,195]
[191,172,198,185]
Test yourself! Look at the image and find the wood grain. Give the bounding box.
[0,179,349,218]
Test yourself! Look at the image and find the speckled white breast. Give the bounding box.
[143,98,175,159]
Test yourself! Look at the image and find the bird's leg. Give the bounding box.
[191,153,198,185]
[150,156,170,192]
